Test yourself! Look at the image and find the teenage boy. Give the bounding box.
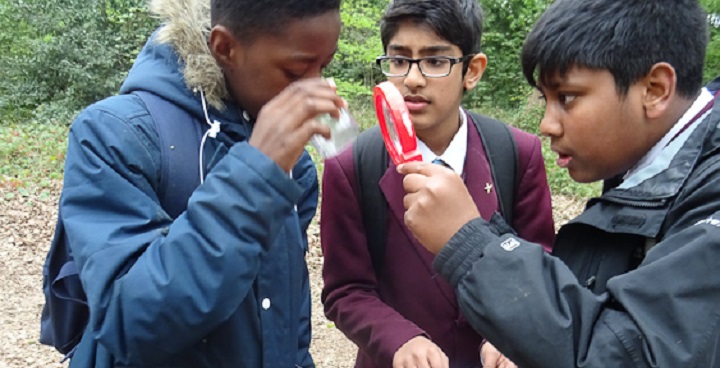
[51,0,343,366]
[400,0,720,367]
[321,1,555,367]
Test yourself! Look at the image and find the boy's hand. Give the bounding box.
[398,162,480,254]
[393,336,449,368]
[249,78,344,173]
[481,342,518,368]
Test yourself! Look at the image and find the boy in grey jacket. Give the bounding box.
[399,0,720,367]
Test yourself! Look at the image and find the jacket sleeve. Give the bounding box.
[292,151,319,368]
[510,130,555,252]
[435,206,720,367]
[61,105,304,365]
[320,152,427,367]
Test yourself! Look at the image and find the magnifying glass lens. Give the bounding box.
[373,81,422,165]
[381,100,402,151]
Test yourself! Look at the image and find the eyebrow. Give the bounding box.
[538,73,565,90]
[288,48,339,63]
[387,44,455,55]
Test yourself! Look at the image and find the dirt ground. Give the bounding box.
[0,181,584,367]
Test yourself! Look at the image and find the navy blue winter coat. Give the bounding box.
[61,31,317,367]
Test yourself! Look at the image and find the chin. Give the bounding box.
[568,170,600,184]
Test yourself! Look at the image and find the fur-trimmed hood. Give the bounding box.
[149,0,227,109]
[119,0,232,115]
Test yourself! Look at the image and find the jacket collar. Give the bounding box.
[604,88,719,202]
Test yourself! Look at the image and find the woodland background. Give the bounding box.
[0,0,719,367]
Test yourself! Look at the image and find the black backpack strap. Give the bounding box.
[353,125,389,274]
[468,111,518,226]
[134,91,203,219]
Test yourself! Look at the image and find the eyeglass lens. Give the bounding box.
[380,58,454,77]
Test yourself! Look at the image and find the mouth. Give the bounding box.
[552,146,573,168]
[404,95,430,111]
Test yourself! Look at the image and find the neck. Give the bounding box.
[416,111,462,156]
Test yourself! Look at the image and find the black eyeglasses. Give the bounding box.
[375,55,474,78]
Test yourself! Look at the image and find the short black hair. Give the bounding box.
[521,0,708,98]
[380,0,483,56]
[211,0,341,42]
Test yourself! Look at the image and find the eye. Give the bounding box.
[424,58,447,67]
[390,58,408,67]
[558,93,576,106]
[284,68,305,81]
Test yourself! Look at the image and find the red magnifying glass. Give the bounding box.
[373,81,422,166]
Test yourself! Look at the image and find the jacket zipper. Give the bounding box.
[593,196,668,209]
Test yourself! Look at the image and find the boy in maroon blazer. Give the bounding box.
[320,0,555,367]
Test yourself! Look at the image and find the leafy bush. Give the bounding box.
[0,0,157,125]
[463,0,550,110]
[327,0,385,116]
[0,122,68,190]
[705,13,720,83]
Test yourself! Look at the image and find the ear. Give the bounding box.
[641,62,676,120]
[463,53,487,91]
[209,25,243,71]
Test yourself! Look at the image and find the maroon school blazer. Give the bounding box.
[321,113,555,368]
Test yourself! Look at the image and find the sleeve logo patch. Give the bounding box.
[500,237,521,252]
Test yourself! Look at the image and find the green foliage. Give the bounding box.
[0,122,68,190]
[327,0,386,105]
[465,0,550,110]
[0,0,157,125]
[705,13,720,83]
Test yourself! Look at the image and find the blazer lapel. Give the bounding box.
[464,119,499,221]
[379,162,459,307]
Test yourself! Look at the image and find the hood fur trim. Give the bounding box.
[149,0,227,109]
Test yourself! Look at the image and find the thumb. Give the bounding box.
[481,348,501,368]
[397,161,436,175]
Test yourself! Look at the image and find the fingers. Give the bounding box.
[402,172,429,196]
[401,164,455,194]
[481,342,518,368]
[482,354,500,368]
[393,337,448,368]
[272,78,345,124]
[301,117,332,140]
[249,78,344,172]
[426,347,449,368]
[397,161,441,176]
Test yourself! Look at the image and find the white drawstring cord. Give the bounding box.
[195,89,298,212]
[198,87,221,184]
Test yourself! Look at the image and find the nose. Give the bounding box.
[403,62,426,90]
[539,106,562,138]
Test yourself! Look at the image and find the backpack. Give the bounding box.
[39,91,203,359]
[353,111,518,273]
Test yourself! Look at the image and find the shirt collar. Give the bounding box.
[625,88,714,179]
[416,107,468,176]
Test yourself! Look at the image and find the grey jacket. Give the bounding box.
[435,78,720,368]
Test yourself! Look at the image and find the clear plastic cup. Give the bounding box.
[310,79,360,157]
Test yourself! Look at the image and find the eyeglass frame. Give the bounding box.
[375,54,475,78]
